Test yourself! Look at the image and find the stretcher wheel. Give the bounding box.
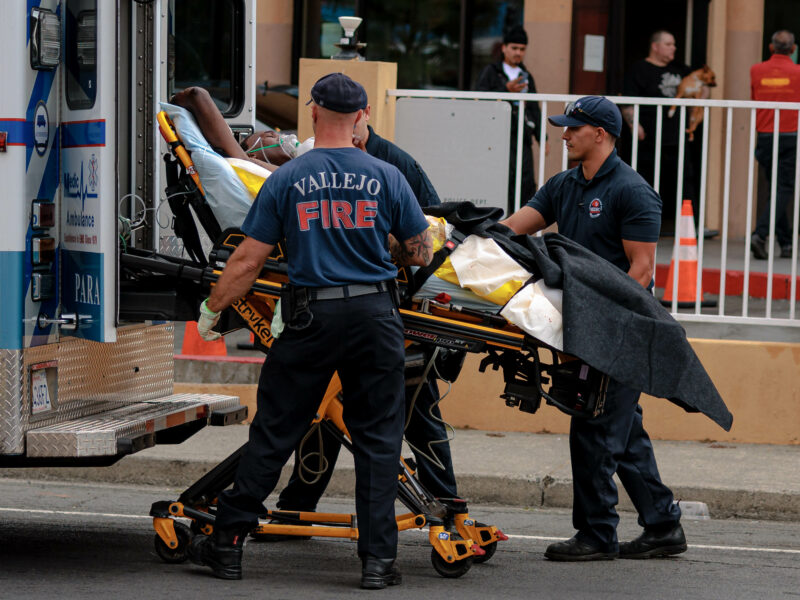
[154,522,193,563]
[430,548,472,578]
[472,541,497,564]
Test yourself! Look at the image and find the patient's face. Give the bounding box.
[241,131,292,166]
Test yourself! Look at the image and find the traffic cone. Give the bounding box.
[661,200,717,308]
[180,320,228,356]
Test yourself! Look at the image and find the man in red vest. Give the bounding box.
[750,29,800,259]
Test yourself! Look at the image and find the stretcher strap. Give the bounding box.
[405,229,467,300]
[164,154,208,266]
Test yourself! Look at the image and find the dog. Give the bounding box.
[667,65,718,141]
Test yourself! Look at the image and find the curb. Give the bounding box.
[655,263,800,299]
[5,458,799,522]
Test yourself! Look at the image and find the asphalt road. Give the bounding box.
[0,479,798,599]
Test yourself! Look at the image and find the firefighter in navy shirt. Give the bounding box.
[274,99,463,519]
[503,96,686,561]
[189,73,432,589]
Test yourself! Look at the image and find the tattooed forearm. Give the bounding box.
[621,105,635,127]
[389,230,433,267]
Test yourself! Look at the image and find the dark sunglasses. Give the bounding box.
[564,102,604,129]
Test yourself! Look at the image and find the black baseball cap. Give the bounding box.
[548,95,623,137]
[503,26,528,45]
[306,73,368,113]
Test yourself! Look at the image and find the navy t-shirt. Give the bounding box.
[527,149,661,273]
[242,147,429,287]
[364,126,440,208]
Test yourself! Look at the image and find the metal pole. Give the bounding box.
[743,109,757,316]
[766,110,780,317]
[717,107,731,315]
[514,100,525,214]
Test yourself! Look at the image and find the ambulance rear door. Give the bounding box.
[59,0,116,342]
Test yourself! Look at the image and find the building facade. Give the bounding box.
[254,0,798,236]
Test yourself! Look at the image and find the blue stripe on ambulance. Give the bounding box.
[0,253,24,349]
[20,0,59,348]
[0,120,30,145]
[26,70,56,170]
[62,120,106,147]
[28,126,62,345]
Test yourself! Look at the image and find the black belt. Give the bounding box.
[308,281,390,301]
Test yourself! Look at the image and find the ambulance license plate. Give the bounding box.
[30,362,56,415]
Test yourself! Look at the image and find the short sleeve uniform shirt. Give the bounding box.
[527,149,662,273]
[242,147,429,287]
[363,125,441,208]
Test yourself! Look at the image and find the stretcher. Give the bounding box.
[125,109,609,578]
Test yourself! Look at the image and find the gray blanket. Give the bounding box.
[426,202,733,431]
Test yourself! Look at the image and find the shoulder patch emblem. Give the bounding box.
[589,198,603,218]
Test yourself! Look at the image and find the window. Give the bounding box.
[294,0,523,90]
[169,0,245,116]
[362,0,462,89]
[65,0,97,110]
[469,1,524,88]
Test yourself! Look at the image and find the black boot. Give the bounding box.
[187,528,247,580]
[619,523,687,559]
[360,557,402,590]
[544,536,617,561]
[751,233,769,260]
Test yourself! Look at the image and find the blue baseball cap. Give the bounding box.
[548,96,622,137]
[306,73,368,113]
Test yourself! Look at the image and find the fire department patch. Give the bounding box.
[589,198,603,218]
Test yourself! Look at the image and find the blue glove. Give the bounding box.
[197,299,222,341]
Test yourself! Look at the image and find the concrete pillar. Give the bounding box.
[255,0,293,87]
[524,0,573,94]
[726,0,764,238]
[524,0,573,186]
[297,59,397,142]
[705,0,764,237]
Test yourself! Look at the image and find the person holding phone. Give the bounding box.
[476,26,546,211]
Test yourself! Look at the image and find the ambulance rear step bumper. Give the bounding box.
[24,393,245,459]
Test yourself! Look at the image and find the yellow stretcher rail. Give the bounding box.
[157,111,205,194]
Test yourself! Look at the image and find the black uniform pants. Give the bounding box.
[570,378,681,552]
[754,133,797,247]
[215,291,406,559]
[276,373,458,512]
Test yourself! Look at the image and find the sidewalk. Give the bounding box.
[654,237,800,299]
[8,423,799,522]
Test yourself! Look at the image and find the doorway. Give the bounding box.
[569,0,710,96]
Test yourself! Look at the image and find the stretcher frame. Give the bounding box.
[134,111,608,578]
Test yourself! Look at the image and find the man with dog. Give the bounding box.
[623,30,714,238]
[749,29,800,260]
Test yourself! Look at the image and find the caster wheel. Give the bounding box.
[472,540,497,564]
[430,548,472,578]
[154,522,193,563]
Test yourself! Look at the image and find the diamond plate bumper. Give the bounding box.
[25,393,243,458]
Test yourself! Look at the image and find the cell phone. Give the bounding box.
[518,73,529,83]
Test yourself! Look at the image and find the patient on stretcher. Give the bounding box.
[161,94,564,350]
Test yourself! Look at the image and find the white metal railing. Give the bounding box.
[389,89,800,328]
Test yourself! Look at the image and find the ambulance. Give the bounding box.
[0,0,258,465]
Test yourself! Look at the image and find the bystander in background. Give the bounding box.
[749,29,800,260]
[622,31,716,239]
[476,26,546,213]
